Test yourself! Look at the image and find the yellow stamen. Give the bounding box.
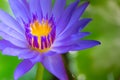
[29,20,53,53]
[30,20,51,37]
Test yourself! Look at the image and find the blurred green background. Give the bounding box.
[0,0,120,80]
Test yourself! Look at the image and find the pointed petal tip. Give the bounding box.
[98,41,101,45]
[76,0,80,2]
[81,1,90,8]
[88,18,93,24]
[81,18,92,23]
[84,32,91,35]
[85,1,90,5]
[14,60,34,80]
[87,18,93,22]
[94,40,101,46]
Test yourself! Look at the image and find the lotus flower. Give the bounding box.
[0,0,100,80]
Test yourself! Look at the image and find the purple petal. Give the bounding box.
[0,40,16,50]
[29,51,56,64]
[29,53,43,63]
[53,32,91,47]
[8,0,30,24]
[59,18,92,39]
[3,47,25,56]
[79,18,92,31]
[0,9,24,35]
[52,40,100,54]
[71,40,101,51]
[18,50,38,59]
[68,2,89,26]
[43,50,56,56]
[0,23,26,42]
[0,31,27,48]
[2,46,37,59]
[19,0,29,10]
[56,0,80,36]
[40,0,52,17]
[42,54,68,80]
[29,0,42,21]
[51,46,71,54]
[14,59,35,80]
[52,0,66,22]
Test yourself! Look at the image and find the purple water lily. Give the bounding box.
[0,0,100,80]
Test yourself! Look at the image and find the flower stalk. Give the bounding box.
[36,63,44,80]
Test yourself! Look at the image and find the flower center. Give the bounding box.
[30,20,51,37]
[25,19,56,53]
